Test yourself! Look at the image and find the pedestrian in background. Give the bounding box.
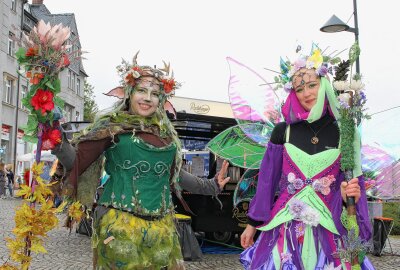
[0,163,6,199]
[6,164,14,198]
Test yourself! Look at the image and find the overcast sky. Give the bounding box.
[42,0,399,116]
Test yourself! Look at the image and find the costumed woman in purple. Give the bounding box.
[240,49,374,269]
[51,53,231,269]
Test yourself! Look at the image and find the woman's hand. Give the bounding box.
[241,224,256,248]
[216,160,231,190]
[341,178,361,203]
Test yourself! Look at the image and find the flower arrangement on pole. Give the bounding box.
[333,42,370,269]
[0,20,83,270]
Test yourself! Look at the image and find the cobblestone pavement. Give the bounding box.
[1,198,399,269]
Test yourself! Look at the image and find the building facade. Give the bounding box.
[0,0,87,164]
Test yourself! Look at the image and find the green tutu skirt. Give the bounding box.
[92,209,185,270]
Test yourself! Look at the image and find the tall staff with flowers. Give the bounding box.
[333,42,369,269]
[0,20,79,270]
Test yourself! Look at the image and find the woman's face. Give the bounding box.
[292,68,321,111]
[129,77,161,117]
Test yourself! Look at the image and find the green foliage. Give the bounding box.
[339,115,355,171]
[382,202,400,235]
[83,81,99,122]
[15,47,27,62]
[349,42,361,66]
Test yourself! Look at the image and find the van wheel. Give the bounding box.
[205,231,233,244]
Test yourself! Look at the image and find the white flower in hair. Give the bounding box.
[349,80,365,92]
[333,80,350,91]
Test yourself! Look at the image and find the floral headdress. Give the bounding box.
[109,52,181,100]
[275,44,341,93]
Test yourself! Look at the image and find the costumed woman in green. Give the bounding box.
[51,53,231,270]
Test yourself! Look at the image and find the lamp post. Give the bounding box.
[320,0,360,74]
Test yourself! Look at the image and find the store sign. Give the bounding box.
[190,102,210,114]
[2,124,10,141]
[232,201,249,225]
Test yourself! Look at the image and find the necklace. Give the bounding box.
[305,119,333,145]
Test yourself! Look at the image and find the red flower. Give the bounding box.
[162,79,175,94]
[31,89,54,115]
[62,54,70,67]
[124,72,136,87]
[41,128,62,150]
[23,169,30,186]
[26,71,45,85]
[298,235,304,244]
[26,47,38,57]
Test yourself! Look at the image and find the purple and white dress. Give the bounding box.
[240,139,375,270]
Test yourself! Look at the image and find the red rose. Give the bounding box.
[31,89,54,115]
[162,79,175,94]
[41,128,62,150]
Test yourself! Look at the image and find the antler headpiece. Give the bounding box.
[105,52,180,99]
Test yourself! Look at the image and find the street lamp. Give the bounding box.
[320,0,360,74]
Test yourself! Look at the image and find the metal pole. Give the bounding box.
[13,0,28,178]
[353,0,360,74]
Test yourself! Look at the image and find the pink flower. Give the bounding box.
[321,187,331,196]
[34,20,51,44]
[51,24,71,50]
[281,252,292,263]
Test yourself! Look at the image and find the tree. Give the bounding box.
[83,80,98,122]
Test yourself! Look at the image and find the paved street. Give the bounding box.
[1,198,399,269]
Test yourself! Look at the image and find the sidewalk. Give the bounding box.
[1,198,399,269]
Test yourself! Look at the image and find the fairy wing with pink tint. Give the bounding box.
[227,57,283,127]
[361,108,400,199]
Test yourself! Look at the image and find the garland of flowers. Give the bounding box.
[332,42,369,270]
[0,20,84,270]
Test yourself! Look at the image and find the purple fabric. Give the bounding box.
[281,91,332,124]
[331,174,373,241]
[248,142,283,222]
[240,228,280,270]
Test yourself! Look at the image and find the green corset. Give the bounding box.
[98,133,177,217]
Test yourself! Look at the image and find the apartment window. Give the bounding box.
[4,78,14,104]
[11,0,16,11]
[75,111,80,121]
[72,74,76,92]
[76,78,81,95]
[20,85,28,109]
[66,39,71,53]
[64,104,74,122]
[8,32,15,56]
[67,70,72,89]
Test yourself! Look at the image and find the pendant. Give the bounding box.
[311,136,319,144]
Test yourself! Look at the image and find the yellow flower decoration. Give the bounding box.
[68,201,84,222]
[307,49,323,68]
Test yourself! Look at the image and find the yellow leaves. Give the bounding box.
[3,159,86,270]
[68,201,84,223]
[0,263,19,270]
[31,161,44,176]
[55,201,68,213]
[16,185,32,200]
[307,49,323,68]
[30,241,47,254]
